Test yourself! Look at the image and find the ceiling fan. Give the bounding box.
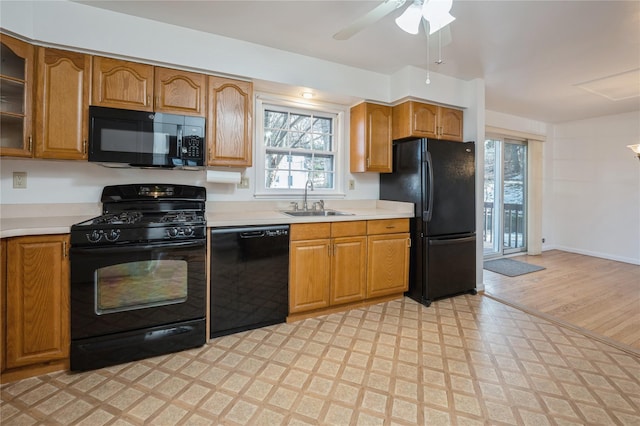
[333,0,454,44]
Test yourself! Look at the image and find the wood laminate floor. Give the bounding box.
[483,250,640,352]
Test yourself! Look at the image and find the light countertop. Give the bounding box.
[1,200,414,238]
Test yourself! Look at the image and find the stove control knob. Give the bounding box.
[87,230,102,243]
[167,228,179,238]
[105,229,120,242]
[183,227,194,236]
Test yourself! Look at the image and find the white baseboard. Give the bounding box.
[550,245,640,266]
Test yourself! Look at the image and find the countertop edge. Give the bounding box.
[1,201,415,238]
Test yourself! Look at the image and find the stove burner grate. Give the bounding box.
[94,212,143,225]
[160,211,202,223]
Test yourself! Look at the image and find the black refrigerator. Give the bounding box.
[380,138,476,306]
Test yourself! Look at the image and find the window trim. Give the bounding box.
[254,93,347,198]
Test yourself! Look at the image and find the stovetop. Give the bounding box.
[71,184,207,246]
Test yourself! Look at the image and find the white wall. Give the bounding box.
[548,111,640,265]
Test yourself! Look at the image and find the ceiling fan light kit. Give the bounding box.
[395,0,456,35]
[395,0,423,34]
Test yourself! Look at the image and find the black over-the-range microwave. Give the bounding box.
[88,106,205,169]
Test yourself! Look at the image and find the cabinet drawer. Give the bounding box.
[290,223,331,240]
[331,221,366,238]
[367,219,409,235]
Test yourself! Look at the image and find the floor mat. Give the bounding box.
[483,257,545,277]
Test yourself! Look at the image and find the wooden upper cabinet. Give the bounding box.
[207,76,253,167]
[154,67,206,116]
[438,106,463,141]
[34,48,90,160]
[92,56,154,111]
[392,101,463,142]
[0,35,34,157]
[5,235,70,369]
[350,102,392,173]
[392,101,437,139]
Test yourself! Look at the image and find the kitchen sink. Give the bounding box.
[281,209,354,217]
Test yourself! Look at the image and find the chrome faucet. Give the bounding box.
[303,179,314,211]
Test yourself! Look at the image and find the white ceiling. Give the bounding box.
[76,0,640,124]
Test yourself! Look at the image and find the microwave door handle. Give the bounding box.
[177,125,184,158]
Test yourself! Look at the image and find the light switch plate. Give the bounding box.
[13,172,27,189]
[348,179,355,190]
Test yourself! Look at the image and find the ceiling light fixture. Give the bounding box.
[627,144,640,161]
[396,0,455,35]
[301,91,314,99]
[422,0,455,35]
[395,0,423,35]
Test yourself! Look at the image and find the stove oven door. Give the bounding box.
[70,239,206,370]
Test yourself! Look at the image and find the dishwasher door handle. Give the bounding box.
[240,231,266,239]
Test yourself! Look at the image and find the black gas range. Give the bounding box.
[69,184,208,371]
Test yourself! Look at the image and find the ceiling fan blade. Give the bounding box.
[333,0,407,40]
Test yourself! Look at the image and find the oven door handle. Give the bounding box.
[71,240,205,254]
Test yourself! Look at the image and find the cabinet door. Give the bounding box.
[366,103,392,172]
[331,236,367,305]
[92,57,154,111]
[350,102,392,173]
[6,235,70,368]
[207,76,253,167]
[35,48,90,160]
[0,35,34,157]
[367,233,410,298]
[289,239,331,313]
[438,107,463,142]
[392,101,437,140]
[154,67,206,116]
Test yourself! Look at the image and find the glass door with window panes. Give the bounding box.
[483,137,528,257]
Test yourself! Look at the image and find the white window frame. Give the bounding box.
[254,93,346,198]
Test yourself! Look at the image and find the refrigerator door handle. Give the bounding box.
[423,150,434,222]
[429,235,477,246]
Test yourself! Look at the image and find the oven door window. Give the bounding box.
[96,259,188,314]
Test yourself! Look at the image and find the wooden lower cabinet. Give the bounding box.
[367,233,410,298]
[289,222,367,315]
[289,219,408,319]
[289,237,331,313]
[1,234,70,383]
[366,219,411,298]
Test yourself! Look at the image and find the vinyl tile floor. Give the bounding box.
[2,295,640,425]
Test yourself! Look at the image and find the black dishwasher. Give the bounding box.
[210,225,289,338]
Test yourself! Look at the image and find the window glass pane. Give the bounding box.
[289,131,312,150]
[312,134,332,151]
[265,129,289,148]
[264,110,287,129]
[311,155,334,172]
[312,117,332,134]
[265,169,290,189]
[289,113,311,132]
[312,172,334,189]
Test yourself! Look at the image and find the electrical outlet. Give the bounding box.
[237,176,250,189]
[13,172,27,189]
[348,179,355,190]
[542,238,546,243]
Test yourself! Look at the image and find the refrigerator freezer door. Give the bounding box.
[424,140,475,236]
[425,234,476,302]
